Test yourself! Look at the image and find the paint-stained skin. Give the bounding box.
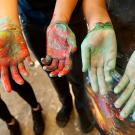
[81,22,117,96]
[0,18,33,92]
[41,22,77,77]
[105,0,135,123]
[114,51,135,120]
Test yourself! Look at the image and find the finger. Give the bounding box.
[97,67,107,95]
[43,58,58,71]
[18,40,29,59]
[114,74,129,94]
[18,62,29,76]
[58,57,71,77]
[26,56,34,66]
[10,65,24,85]
[104,59,116,83]
[41,55,52,65]
[1,66,12,92]
[81,41,91,72]
[114,83,134,108]
[132,110,135,121]
[88,67,98,93]
[49,60,64,77]
[120,89,135,118]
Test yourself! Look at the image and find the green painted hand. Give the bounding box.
[114,51,135,119]
[81,22,117,95]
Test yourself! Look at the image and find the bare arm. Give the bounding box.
[83,0,111,29]
[0,0,32,92]
[81,0,117,95]
[42,0,78,77]
[51,0,78,23]
[0,0,20,24]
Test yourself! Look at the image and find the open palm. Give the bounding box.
[81,23,117,95]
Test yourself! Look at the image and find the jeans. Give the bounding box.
[19,3,93,119]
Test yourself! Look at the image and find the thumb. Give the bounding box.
[81,39,91,72]
[67,30,77,53]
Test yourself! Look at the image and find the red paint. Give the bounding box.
[43,23,76,77]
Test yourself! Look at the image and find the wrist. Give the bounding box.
[0,17,21,32]
[48,21,69,30]
[50,13,69,24]
[88,22,113,33]
[88,19,111,30]
[87,7,111,30]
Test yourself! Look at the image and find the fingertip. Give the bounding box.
[58,73,64,77]
[71,47,77,53]
[43,66,47,70]
[6,88,12,93]
[105,76,112,83]
[120,111,126,119]
[23,72,29,77]
[26,56,34,66]
[49,73,54,77]
[17,80,24,85]
[3,84,12,93]
[100,91,107,96]
[114,101,121,109]
[29,61,35,67]
[114,87,119,94]
[132,112,135,121]
[41,58,44,61]
[41,58,45,64]
[82,67,87,72]
[49,72,58,77]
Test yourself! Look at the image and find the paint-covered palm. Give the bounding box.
[114,51,135,119]
[0,19,33,92]
[41,22,77,77]
[81,23,117,95]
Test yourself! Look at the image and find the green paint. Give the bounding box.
[81,22,117,95]
[114,51,135,119]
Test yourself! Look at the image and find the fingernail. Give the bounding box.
[41,58,44,61]
[49,74,56,77]
[6,89,12,93]
[49,74,53,77]
[58,73,64,77]
[29,61,35,67]
[114,101,120,108]
[43,66,46,70]
[18,81,24,85]
[82,68,84,72]
[132,112,135,120]
[24,72,29,76]
[114,88,119,94]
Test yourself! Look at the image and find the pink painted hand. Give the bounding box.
[0,18,33,92]
[41,22,77,77]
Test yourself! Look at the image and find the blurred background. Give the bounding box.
[0,54,99,135]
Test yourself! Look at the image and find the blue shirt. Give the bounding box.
[18,0,83,25]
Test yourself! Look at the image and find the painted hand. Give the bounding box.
[41,22,77,77]
[0,18,33,92]
[81,22,117,95]
[114,51,135,119]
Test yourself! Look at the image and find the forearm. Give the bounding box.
[0,0,20,25]
[83,0,111,29]
[51,0,78,24]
